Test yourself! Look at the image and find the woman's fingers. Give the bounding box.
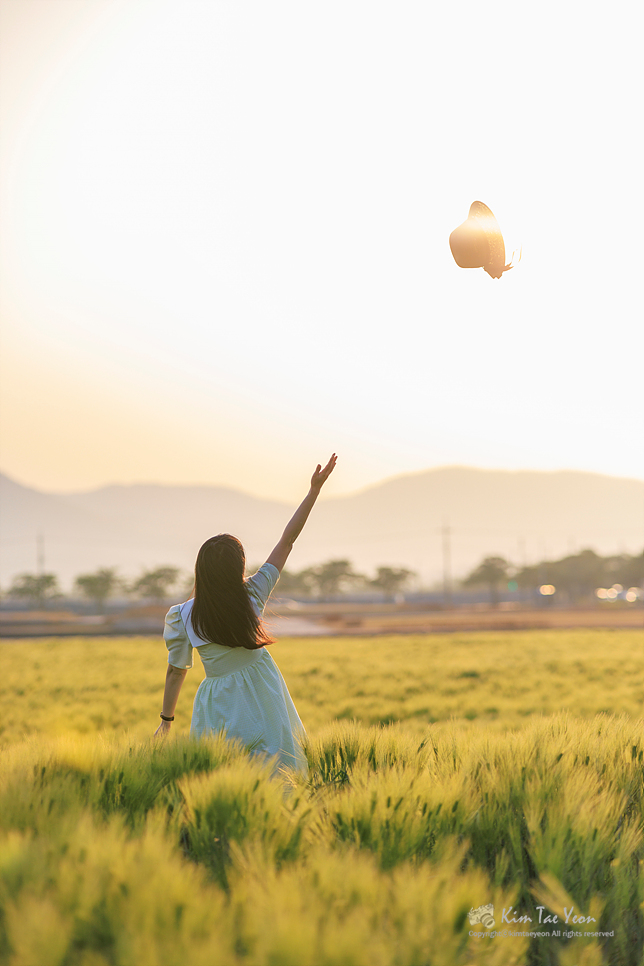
[312,454,337,488]
[322,454,337,476]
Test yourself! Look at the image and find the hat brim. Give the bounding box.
[468,201,506,278]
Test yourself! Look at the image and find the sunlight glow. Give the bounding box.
[1,1,642,497]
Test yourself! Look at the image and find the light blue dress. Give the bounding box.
[164,563,307,775]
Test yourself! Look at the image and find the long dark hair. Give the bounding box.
[190,534,274,650]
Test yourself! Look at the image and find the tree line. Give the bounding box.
[2,563,417,610]
[4,567,182,611]
[463,548,644,605]
[3,547,643,610]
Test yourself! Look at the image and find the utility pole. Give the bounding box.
[37,533,45,576]
[442,519,452,608]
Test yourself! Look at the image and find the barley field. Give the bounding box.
[1,629,643,965]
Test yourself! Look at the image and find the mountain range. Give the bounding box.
[1,468,642,589]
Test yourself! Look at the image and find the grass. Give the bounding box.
[1,629,643,965]
[2,629,643,745]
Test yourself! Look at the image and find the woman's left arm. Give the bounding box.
[154,664,188,737]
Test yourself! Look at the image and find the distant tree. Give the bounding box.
[75,568,120,613]
[549,549,605,602]
[604,550,644,589]
[179,572,196,599]
[514,562,543,591]
[8,573,61,608]
[370,566,416,599]
[130,567,180,603]
[272,568,316,596]
[303,559,363,597]
[515,548,627,602]
[492,547,643,603]
[462,556,511,608]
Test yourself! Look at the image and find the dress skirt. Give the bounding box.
[190,648,307,774]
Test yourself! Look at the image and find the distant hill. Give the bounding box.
[1,468,642,589]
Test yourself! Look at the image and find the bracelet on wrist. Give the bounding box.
[160,713,174,722]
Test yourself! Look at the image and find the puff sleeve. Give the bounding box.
[245,563,280,615]
[164,604,193,669]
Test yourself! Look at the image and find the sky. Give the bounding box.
[0,0,641,503]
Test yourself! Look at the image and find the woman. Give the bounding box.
[154,454,337,774]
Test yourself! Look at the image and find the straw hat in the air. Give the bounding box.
[449,201,516,279]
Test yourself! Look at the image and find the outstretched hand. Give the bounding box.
[311,454,337,491]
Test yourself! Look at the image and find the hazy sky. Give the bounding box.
[1,0,641,502]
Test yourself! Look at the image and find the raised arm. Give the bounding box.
[266,454,337,573]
